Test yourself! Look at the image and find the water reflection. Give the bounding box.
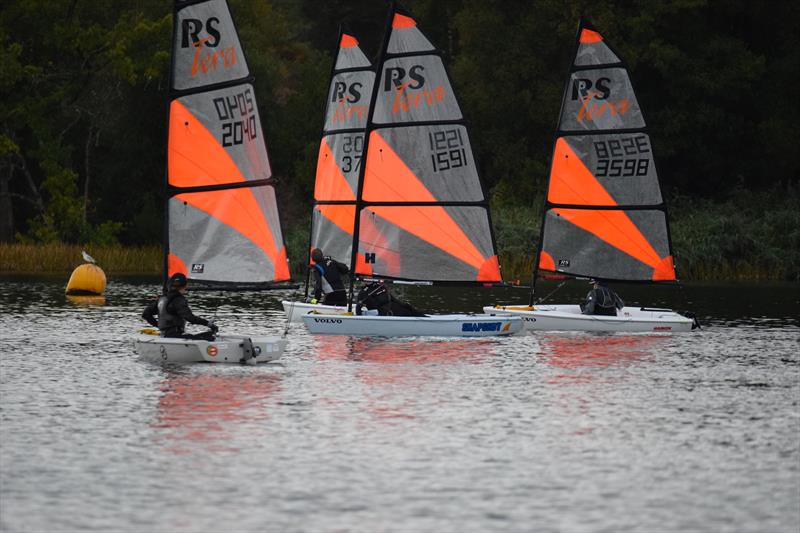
[314,336,497,364]
[310,337,504,424]
[66,295,106,306]
[152,368,282,453]
[541,334,667,370]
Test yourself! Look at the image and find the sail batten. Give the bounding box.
[166,0,289,286]
[348,5,501,284]
[536,19,676,284]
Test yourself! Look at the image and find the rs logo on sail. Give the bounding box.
[462,322,502,332]
[571,76,630,122]
[180,17,236,77]
[383,65,444,114]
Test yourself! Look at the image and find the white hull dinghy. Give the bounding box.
[299,7,519,337]
[485,19,697,332]
[281,300,346,323]
[302,312,522,337]
[484,305,694,332]
[135,333,286,365]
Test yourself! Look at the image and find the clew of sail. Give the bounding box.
[537,20,676,283]
[353,6,501,283]
[166,0,290,286]
[310,31,375,267]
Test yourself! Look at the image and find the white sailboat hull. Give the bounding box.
[302,312,523,337]
[134,334,286,364]
[281,300,347,322]
[483,304,694,333]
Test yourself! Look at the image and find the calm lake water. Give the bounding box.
[1,277,798,532]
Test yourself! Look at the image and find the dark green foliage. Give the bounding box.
[1,0,797,279]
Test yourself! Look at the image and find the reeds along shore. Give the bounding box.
[0,243,161,275]
[1,189,797,282]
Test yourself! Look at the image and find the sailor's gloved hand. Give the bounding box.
[310,298,318,304]
[209,322,219,334]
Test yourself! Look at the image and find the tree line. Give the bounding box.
[1,0,797,248]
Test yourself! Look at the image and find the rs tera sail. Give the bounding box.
[535,19,677,286]
[351,4,502,283]
[166,0,290,287]
[309,30,375,268]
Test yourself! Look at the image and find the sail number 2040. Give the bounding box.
[593,135,650,177]
[213,88,258,147]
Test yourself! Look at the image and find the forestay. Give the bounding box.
[310,31,375,266]
[536,20,676,284]
[352,7,501,283]
[166,0,290,287]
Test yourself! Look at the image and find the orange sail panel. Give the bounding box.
[548,138,616,206]
[552,208,669,273]
[362,206,491,274]
[363,131,439,202]
[317,204,354,236]
[168,100,247,187]
[314,138,357,201]
[175,188,288,280]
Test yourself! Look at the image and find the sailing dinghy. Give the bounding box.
[135,0,291,362]
[136,331,286,365]
[302,5,522,337]
[282,29,375,322]
[485,19,695,333]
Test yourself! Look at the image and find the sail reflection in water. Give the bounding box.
[152,369,282,453]
[313,336,501,364]
[311,336,507,422]
[541,334,668,370]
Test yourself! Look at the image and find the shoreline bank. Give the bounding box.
[1,242,795,282]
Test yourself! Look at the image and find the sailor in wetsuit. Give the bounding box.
[581,279,625,316]
[142,273,218,340]
[355,280,426,317]
[310,248,349,306]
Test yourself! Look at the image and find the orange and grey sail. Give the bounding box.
[536,19,676,285]
[166,0,290,286]
[350,5,501,283]
[310,30,375,268]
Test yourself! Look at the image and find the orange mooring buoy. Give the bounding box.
[65,251,107,295]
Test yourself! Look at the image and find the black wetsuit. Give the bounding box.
[355,282,426,317]
[312,256,349,305]
[142,290,213,339]
[581,285,625,316]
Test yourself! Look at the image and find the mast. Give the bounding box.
[529,19,584,305]
[530,17,677,304]
[305,25,345,298]
[303,26,376,305]
[346,2,395,310]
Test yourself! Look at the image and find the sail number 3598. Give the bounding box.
[594,135,650,177]
[213,88,258,147]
